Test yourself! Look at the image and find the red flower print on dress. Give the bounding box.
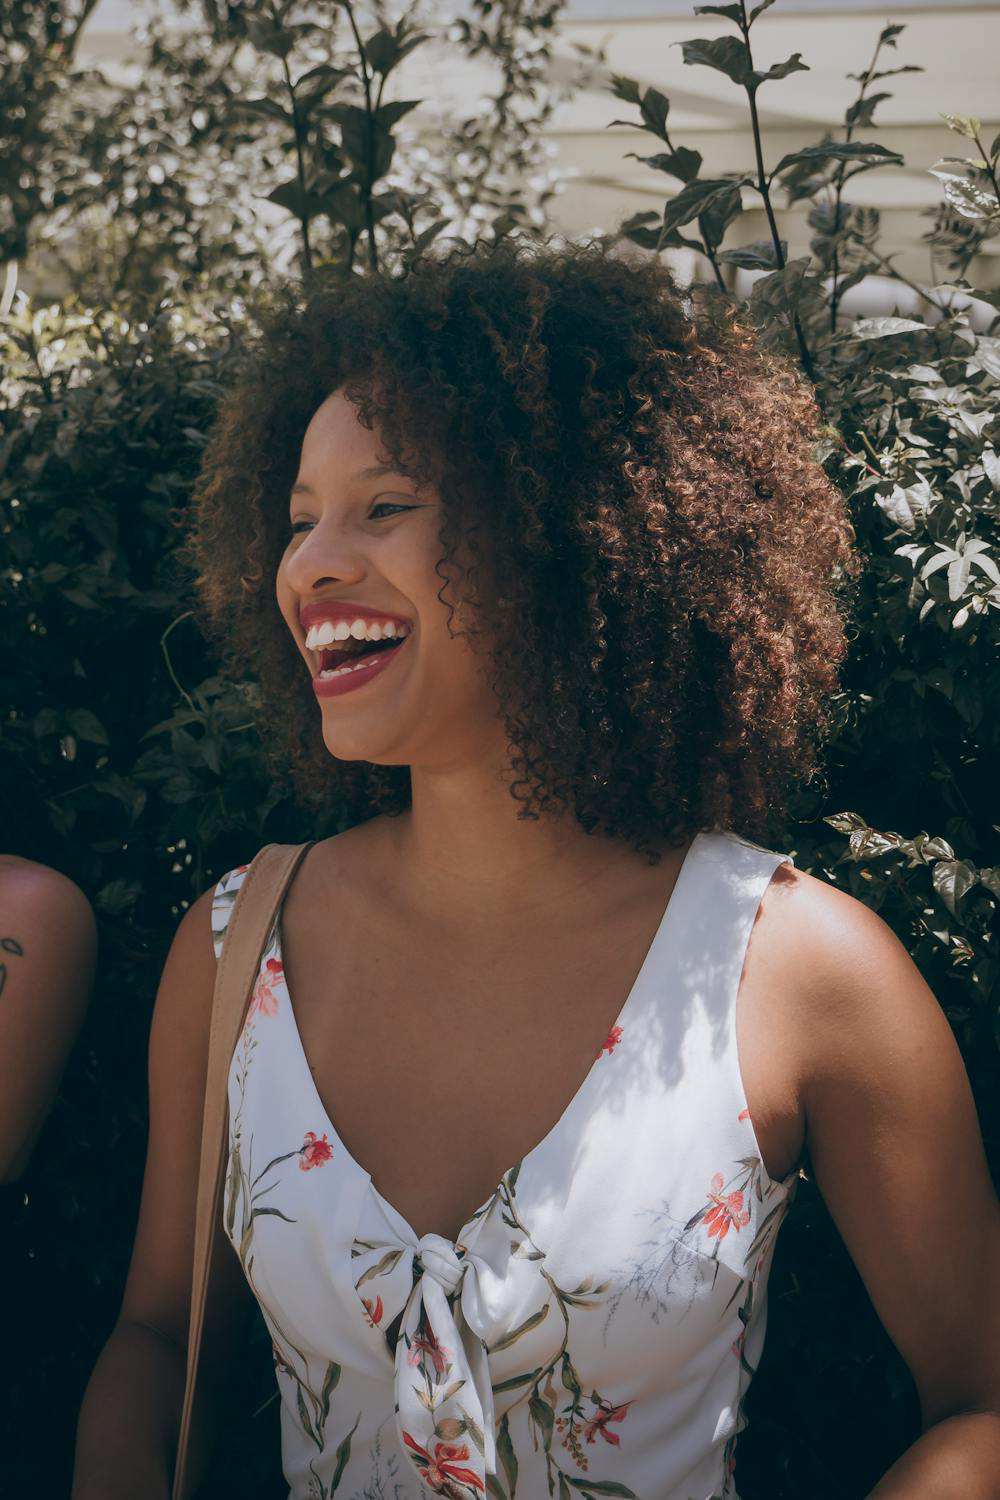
[599,1024,624,1058]
[248,956,283,1020]
[582,1396,633,1447]
[402,1432,485,1495]
[738,1106,751,1122]
[702,1172,751,1239]
[299,1130,333,1171]
[406,1326,450,1375]
[361,1294,383,1328]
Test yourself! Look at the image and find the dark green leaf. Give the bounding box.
[639,87,670,141]
[626,147,702,184]
[294,65,348,111]
[330,1411,361,1484]
[662,177,748,237]
[758,52,809,84]
[747,257,812,319]
[375,99,421,129]
[65,707,109,744]
[491,1367,542,1394]
[295,1382,321,1450]
[497,1413,518,1496]
[680,36,754,89]
[528,1394,554,1452]
[320,1360,341,1423]
[363,27,428,75]
[771,141,902,179]
[718,238,786,270]
[265,180,322,220]
[94,878,141,916]
[932,858,977,915]
[244,15,296,60]
[566,1481,638,1497]
[488,1304,549,1353]
[230,97,292,125]
[608,73,641,105]
[694,4,744,21]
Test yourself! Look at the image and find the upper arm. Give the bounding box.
[120,887,252,1376]
[791,876,1000,1423]
[0,857,97,1180]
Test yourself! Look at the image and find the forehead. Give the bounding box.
[299,390,380,468]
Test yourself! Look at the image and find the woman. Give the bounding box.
[73,242,1000,1500]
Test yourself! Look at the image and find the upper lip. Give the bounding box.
[299,599,412,630]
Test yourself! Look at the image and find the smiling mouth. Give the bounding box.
[316,638,403,677]
[305,619,413,678]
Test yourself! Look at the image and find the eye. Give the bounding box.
[370,501,415,520]
[290,518,314,535]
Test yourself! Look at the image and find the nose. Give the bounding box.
[282,515,368,596]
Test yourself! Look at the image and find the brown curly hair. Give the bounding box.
[190,238,857,857]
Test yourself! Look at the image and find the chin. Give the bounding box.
[320,723,410,768]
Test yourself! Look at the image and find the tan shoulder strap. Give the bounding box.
[172,841,313,1500]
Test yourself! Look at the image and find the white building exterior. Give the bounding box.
[74,1,1000,306]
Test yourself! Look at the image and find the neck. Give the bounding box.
[382,756,642,923]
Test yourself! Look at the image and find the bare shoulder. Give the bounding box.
[738,857,963,1180]
[0,855,96,1021]
[0,854,96,945]
[752,858,952,1085]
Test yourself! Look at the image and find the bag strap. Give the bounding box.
[172,840,313,1500]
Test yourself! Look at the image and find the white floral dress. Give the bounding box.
[213,828,797,1500]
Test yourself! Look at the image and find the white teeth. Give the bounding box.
[319,659,374,678]
[305,616,412,650]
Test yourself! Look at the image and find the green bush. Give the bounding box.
[1,3,998,1496]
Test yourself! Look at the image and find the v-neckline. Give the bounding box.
[273,831,706,1247]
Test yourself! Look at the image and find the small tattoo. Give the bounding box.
[0,935,25,998]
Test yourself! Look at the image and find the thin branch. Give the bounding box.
[342,0,379,273]
[738,2,817,383]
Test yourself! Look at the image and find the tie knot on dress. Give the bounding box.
[415,1233,467,1297]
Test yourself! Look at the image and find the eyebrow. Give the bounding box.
[290,464,405,498]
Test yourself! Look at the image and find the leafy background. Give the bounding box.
[1,1,998,1495]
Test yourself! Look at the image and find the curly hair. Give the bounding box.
[190,238,857,858]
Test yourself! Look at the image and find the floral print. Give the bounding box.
[248,955,284,1021]
[701,1172,752,1241]
[212,832,797,1500]
[599,1024,624,1057]
[402,1433,485,1496]
[300,1130,334,1171]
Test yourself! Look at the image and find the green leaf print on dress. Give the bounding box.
[356,1167,639,1500]
[227,1000,359,1495]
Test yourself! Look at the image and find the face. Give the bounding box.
[277,389,503,770]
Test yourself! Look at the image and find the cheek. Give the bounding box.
[275,555,299,630]
[275,551,306,656]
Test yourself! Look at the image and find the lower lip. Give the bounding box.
[311,636,409,698]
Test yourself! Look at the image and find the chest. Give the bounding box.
[279,881,677,1242]
[272,846,804,1243]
